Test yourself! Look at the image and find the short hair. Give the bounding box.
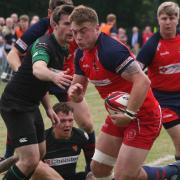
[49,0,73,11]
[53,102,73,115]
[52,4,74,24]
[69,5,99,25]
[106,13,116,23]
[157,1,179,18]
[19,14,29,22]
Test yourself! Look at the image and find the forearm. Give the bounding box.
[0,155,18,173]
[7,47,22,72]
[127,75,150,112]
[41,92,51,111]
[33,63,55,81]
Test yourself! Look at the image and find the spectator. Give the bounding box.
[142,25,153,45]
[30,15,40,26]
[15,14,29,39]
[128,26,142,55]
[118,27,128,44]
[1,17,16,82]
[100,13,118,37]
[10,13,19,28]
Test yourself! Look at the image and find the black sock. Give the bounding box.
[3,164,27,180]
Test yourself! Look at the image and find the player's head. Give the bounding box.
[48,0,73,17]
[157,2,179,18]
[69,5,100,50]
[157,2,179,38]
[51,5,74,44]
[53,102,74,139]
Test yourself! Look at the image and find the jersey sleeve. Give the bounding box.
[74,49,84,75]
[31,39,50,64]
[99,39,135,74]
[136,32,160,68]
[15,17,50,54]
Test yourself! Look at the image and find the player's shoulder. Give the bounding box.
[72,127,89,141]
[33,34,52,50]
[98,33,128,54]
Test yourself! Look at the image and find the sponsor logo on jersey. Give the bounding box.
[72,144,78,152]
[160,51,170,56]
[44,155,79,166]
[19,137,28,143]
[159,62,180,74]
[82,64,90,68]
[32,50,47,58]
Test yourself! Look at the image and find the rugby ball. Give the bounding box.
[105,91,129,115]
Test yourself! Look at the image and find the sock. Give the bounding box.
[3,164,27,180]
[143,164,179,180]
[175,156,180,161]
[84,131,95,173]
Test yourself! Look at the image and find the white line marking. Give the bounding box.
[147,155,174,166]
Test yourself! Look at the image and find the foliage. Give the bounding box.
[0,0,179,28]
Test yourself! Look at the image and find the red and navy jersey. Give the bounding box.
[137,30,180,107]
[75,33,159,118]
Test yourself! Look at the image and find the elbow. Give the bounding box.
[32,64,40,78]
[144,75,151,89]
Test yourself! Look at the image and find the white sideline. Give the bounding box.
[147,155,174,166]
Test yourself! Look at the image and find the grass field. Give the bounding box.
[0,81,175,178]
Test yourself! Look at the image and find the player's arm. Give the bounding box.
[110,60,150,126]
[136,33,159,70]
[0,155,19,173]
[41,92,60,126]
[121,61,150,113]
[31,41,72,89]
[7,46,22,72]
[7,18,50,72]
[68,49,88,102]
[68,74,88,103]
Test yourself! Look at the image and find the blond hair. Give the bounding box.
[69,5,99,25]
[157,1,179,18]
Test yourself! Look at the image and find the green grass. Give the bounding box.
[0,82,175,178]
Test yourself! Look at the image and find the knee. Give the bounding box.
[18,153,40,171]
[91,160,112,178]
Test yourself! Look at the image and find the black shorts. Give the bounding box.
[0,107,45,148]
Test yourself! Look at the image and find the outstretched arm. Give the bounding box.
[7,47,22,72]
[0,155,18,174]
[68,74,88,103]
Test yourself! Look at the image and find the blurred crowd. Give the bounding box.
[0,13,40,82]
